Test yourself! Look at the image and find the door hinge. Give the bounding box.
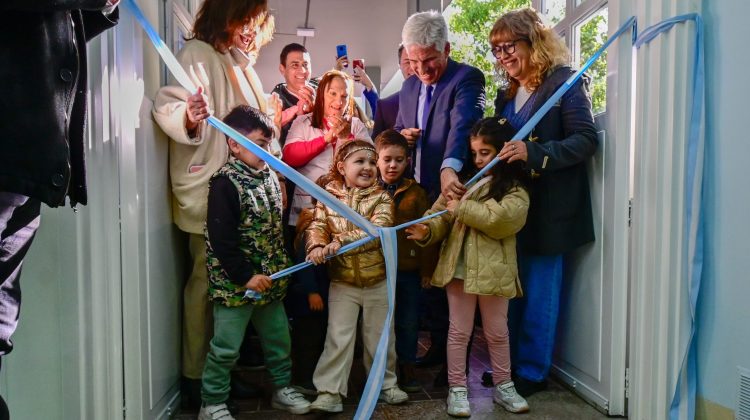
[624,367,630,399]
[628,199,632,227]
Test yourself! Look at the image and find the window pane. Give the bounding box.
[542,0,566,24]
[575,7,608,114]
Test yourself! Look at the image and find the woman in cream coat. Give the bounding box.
[152,0,276,409]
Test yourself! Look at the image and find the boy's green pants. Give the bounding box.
[201,300,292,404]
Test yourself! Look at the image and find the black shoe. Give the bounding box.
[432,364,448,388]
[415,346,446,368]
[513,375,548,397]
[230,373,263,399]
[181,377,202,411]
[481,370,494,388]
[226,398,240,415]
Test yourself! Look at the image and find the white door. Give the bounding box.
[549,4,630,416]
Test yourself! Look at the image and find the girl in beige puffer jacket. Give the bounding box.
[407,117,531,416]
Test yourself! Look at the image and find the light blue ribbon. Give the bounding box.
[125,0,704,416]
[634,14,705,420]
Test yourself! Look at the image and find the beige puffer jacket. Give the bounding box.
[418,181,530,297]
[306,180,394,287]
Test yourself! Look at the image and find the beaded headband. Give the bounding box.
[342,146,376,162]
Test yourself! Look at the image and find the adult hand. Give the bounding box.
[353,67,374,91]
[306,246,327,265]
[399,128,421,148]
[296,85,315,115]
[185,86,210,132]
[245,274,272,293]
[446,199,459,214]
[499,140,528,163]
[324,116,351,143]
[334,56,348,71]
[440,168,466,200]
[421,276,432,289]
[405,223,429,241]
[269,92,283,131]
[308,293,324,311]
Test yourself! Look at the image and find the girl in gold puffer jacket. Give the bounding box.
[305,140,407,412]
[407,117,531,416]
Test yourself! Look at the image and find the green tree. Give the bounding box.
[448,0,530,116]
[448,0,608,115]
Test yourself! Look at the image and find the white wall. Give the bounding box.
[696,0,750,412]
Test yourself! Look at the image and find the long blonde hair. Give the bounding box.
[490,8,570,98]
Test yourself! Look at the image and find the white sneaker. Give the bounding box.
[310,392,343,413]
[446,386,471,417]
[494,381,530,413]
[197,403,235,420]
[378,386,409,404]
[272,386,311,414]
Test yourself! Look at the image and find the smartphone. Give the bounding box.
[352,59,365,70]
[336,44,348,59]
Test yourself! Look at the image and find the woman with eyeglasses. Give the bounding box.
[152,0,290,416]
[486,8,598,398]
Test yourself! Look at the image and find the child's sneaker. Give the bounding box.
[271,386,311,414]
[378,386,409,404]
[494,381,530,413]
[446,386,471,417]
[310,392,343,413]
[197,402,235,420]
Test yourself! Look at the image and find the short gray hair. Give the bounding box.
[401,10,448,52]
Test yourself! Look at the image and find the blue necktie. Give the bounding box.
[413,85,433,180]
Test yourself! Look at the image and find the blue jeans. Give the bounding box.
[394,270,420,363]
[508,253,564,382]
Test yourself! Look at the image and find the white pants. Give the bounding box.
[313,280,398,396]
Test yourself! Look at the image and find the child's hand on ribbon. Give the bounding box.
[446,199,459,214]
[405,223,429,241]
[245,274,272,293]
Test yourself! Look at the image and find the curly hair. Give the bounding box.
[489,8,570,99]
[190,0,275,54]
[310,70,356,130]
[322,139,376,186]
[468,117,530,202]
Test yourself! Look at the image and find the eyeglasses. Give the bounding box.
[491,39,525,58]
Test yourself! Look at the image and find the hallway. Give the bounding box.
[176,329,611,419]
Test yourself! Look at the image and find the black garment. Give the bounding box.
[494,67,598,255]
[0,3,119,207]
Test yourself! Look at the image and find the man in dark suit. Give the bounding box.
[394,11,485,387]
[395,12,485,202]
[372,45,415,138]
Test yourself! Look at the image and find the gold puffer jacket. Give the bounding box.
[306,180,394,287]
[418,180,529,297]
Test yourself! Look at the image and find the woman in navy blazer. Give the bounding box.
[487,8,598,397]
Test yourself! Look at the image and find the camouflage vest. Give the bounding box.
[205,157,290,307]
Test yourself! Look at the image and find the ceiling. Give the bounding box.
[253,0,451,94]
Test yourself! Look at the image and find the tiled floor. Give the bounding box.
[177,330,610,419]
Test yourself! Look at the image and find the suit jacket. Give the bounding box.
[395,59,485,201]
[0,3,118,207]
[372,91,400,138]
[495,66,598,255]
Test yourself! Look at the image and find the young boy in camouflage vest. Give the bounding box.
[199,105,310,420]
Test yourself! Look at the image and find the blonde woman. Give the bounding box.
[488,8,598,397]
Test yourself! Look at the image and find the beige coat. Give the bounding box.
[153,40,271,234]
[306,180,394,288]
[418,180,530,297]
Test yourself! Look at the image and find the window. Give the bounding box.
[541,0,566,24]
[575,7,608,114]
